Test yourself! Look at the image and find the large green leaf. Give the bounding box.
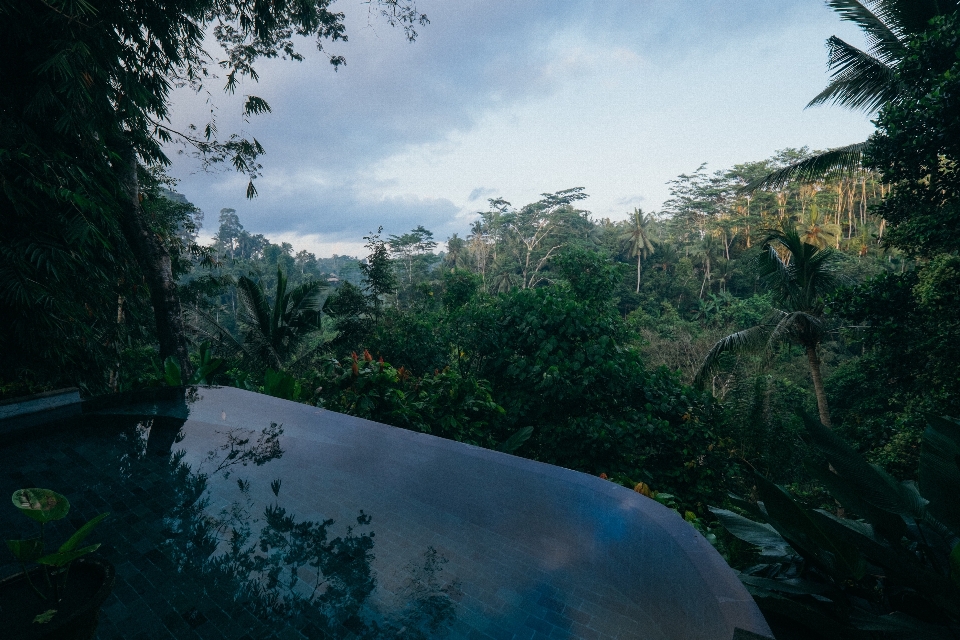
[499,426,533,454]
[6,537,43,562]
[37,543,100,567]
[738,574,832,597]
[163,356,182,386]
[755,475,866,581]
[709,507,794,558]
[811,510,955,599]
[801,411,924,520]
[804,459,907,541]
[58,512,108,554]
[12,489,70,523]
[920,417,960,534]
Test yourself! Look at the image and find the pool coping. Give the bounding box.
[0,388,82,435]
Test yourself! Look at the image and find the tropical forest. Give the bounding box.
[2,1,960,639]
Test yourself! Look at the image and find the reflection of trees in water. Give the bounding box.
[148,421,459,639]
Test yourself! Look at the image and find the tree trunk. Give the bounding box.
[636,254,641,294]
[805,345,831,428]
[117,143,193,379]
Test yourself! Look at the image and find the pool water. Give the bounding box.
[0,387,772,639]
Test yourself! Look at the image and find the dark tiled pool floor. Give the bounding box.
[0,388,772,639]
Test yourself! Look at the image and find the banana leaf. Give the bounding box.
[804,458,907,542]
[738,573,834,597]
[920,417,960,535]
[810,510,960,616]
[709,507,795,559]
[754,474,866,581]
[800,412,925,520]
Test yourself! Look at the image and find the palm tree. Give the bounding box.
[691,233,722,298]
[620,208,657,293]
[443,233,469,270]
[797,202,843,249]
[237,268,326,371]
[695,228,845,427]
[748,0,958,190]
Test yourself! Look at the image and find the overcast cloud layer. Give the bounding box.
[165,0,875,256]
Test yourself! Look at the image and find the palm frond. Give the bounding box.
[825,1,904,62]
[271,268,287,337]
[743,143,869,192]
[186,305,251,364]
[767,310,826,350]
[286,280,325,314]
[806,37,899,112]
[285,280,325,333]
[236,275,272,338]
[235,275,284,369]
[694,323,773,388]
[756,239,796,307]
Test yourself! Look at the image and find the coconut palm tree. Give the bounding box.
[695,228,845,426]
[691,233,723,298]
[235,269,326,371]
[748,0,958,190]
[620,208,657,293]
[193,268,325,373]
[797,203,843,249]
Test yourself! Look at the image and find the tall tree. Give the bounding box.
[696,229,844,427]
[620,208,657,293]
[0,0,427,380]
[388,226,438,284]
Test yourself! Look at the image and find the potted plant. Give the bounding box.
[1,489,113,640]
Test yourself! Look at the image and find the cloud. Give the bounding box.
[467,187,498,202]
[616,195,646,207]
[166,0,875,255]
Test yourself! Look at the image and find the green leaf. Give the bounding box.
[803,459,907,541]
[58,512,108,553]
[738,574,831,596]
[809,509,954,603]
[499,426,533,453]
[6,537,43,562]
[12,489,70,523]
[163,356,182,386]
[33,609,57,624]
[800,411,923,520]
[189,357,225,385]
[709,507,794,558]
[920,417,960,534]
[37,543,100,567]
[755,474,866,581]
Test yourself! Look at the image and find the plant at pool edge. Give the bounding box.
[5,489,108,615]
[711,413,960,638]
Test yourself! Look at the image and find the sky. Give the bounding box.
[165,0,876,257]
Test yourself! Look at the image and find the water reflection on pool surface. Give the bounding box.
[0,387,772,639]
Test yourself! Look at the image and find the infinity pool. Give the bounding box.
[0,387,772,639]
